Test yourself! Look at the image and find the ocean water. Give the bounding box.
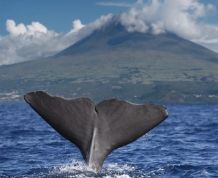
[0,101,217,178]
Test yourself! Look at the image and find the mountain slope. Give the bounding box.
[58,22,218,62]
[0,22,218,103]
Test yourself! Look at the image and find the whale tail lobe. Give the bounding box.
[24,91,168,171]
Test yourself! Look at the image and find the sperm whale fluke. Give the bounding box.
[24,91,168,172]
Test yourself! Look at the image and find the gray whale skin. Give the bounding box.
[24,91,168,172]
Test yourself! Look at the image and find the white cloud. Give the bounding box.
[71,19,85,33]
[0,15,112,65]
[88,13,113,29]
[6,20,27,36]
[6,20,48,36]
[120,0,218,51]
[1,20,67,65]
[26,22,48,34]
[96,1,132,8]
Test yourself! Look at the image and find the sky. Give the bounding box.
[0,0,135,35]
[0,0,218,65]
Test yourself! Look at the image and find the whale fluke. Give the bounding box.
[24,91,168,171]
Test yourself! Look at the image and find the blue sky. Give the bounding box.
[0,0,133,35]
[0,0,217,35]
[1,0,218,65]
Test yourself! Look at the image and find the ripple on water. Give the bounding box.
[0,102,218,177]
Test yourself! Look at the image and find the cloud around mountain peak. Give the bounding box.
[120,0,215,38]
[0,0,218,65]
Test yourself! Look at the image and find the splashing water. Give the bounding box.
[50,160,135,178]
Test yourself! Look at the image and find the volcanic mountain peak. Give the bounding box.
[56,19,217,61]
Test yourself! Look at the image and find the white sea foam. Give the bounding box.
[0,91,20,100]
[50,160,135,178]
[104,163,135,173]
[53,160,93,173]
[103,175,131,178]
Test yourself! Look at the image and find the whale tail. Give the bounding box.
[24,91,168,172]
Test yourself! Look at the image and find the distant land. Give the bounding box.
[0,20,218,103]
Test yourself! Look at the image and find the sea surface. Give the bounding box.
[0,101,217,178]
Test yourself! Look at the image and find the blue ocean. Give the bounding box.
[0,101,217,178]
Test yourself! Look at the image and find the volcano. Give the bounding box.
[0,20,218,103]
[57,21,217,62]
